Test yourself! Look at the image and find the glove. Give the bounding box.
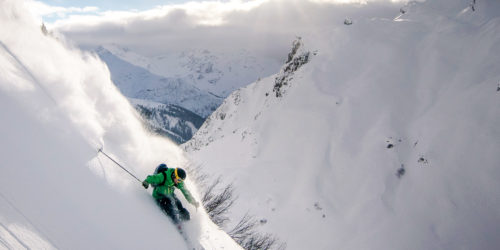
[142,180,149,189]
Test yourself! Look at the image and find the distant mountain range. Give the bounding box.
[102,44,280,98]
[130,98,204,143]
[95,45,280,143]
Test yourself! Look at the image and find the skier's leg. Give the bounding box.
[157,197,180,224]
[175,197,190,221]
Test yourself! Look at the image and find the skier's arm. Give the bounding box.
[144,173,165,185]
[177,182,198,206]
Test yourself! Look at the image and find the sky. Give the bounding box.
[38,0,191,10]
[32,0,195,23]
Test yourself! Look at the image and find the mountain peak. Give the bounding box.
[273,37,312,98]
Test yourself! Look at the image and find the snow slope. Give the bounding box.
[185,1,500,249]
[0,1,240,249]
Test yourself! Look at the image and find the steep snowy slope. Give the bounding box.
[185,1,500,249]
[0,1,240,249]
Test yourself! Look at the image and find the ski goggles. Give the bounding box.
[174,168,184,182]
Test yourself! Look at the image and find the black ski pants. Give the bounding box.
[156,195,190,224]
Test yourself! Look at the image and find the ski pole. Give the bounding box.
[97,148,142,183]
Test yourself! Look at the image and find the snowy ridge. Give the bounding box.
[0,0,241,249]
[184,38,313,152]
[185,1,500,249]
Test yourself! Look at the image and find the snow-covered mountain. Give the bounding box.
[95,45,280,143]
[96,46,222,118]
[101,44,281,98]
[0,1,240,249]
[185,1,500,249]
[3,0,500,249]
[130,98,204,144]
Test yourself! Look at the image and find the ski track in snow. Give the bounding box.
[0,222,29,250]
[0,192,56,250]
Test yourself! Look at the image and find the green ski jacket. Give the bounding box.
[144,168,195,204]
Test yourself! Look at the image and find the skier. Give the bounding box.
[142,164,200,225]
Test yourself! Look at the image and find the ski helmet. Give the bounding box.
[174,168,186,181]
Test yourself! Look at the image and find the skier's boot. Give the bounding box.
[179,208,190,221]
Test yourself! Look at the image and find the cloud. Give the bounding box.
[37,0,406,61]
[47,0,269,27]
[309,0,408,4]
[25,0,99,21]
